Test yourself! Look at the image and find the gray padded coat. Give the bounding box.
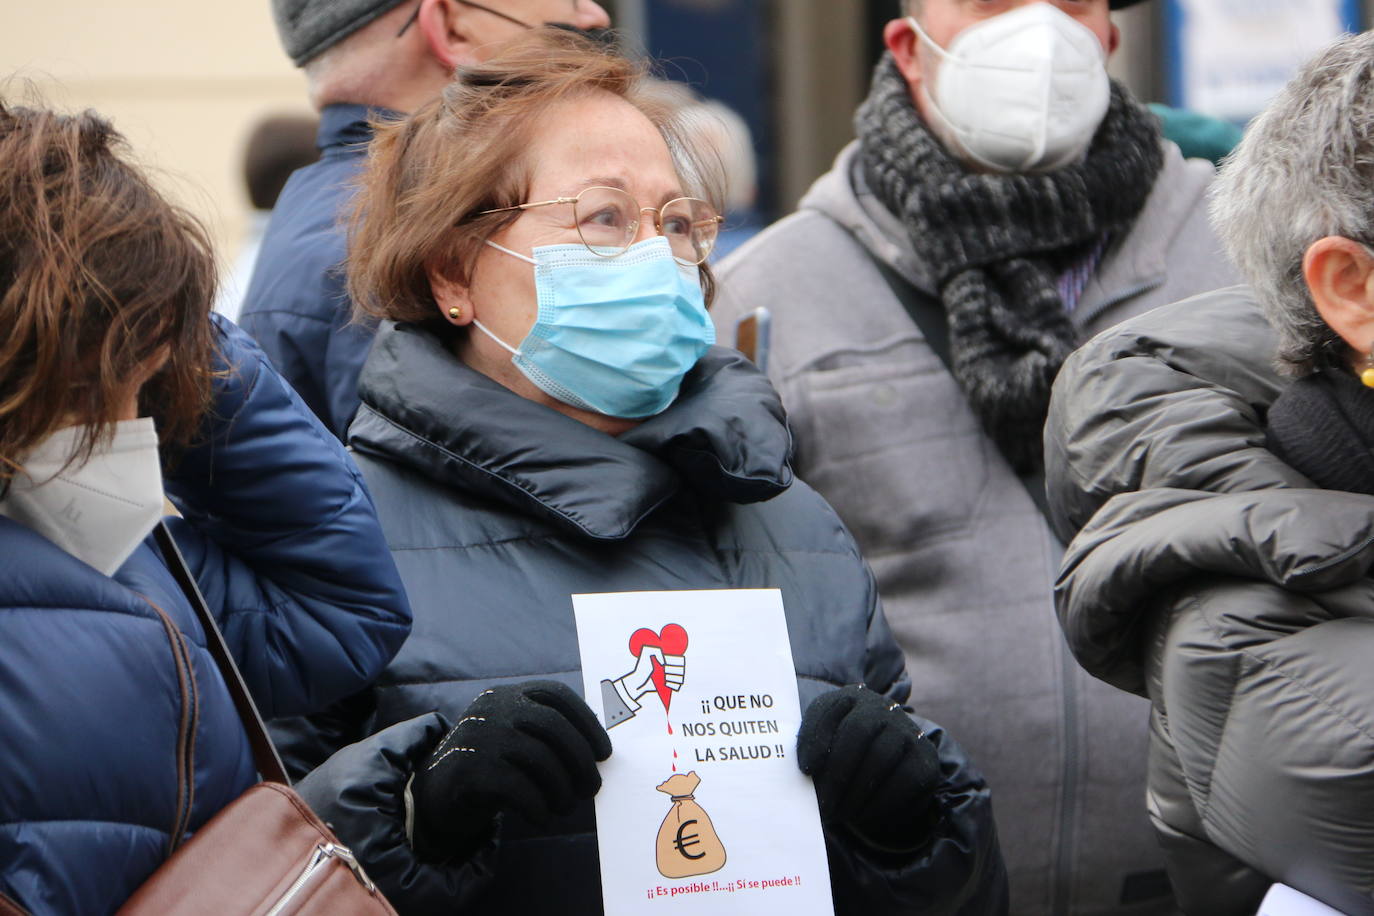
[290,322,1008,916]
[1047,286,1374,915]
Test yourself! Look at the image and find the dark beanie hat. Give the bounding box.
[272,0,411,66]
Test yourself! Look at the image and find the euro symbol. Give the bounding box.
[673,818,706,860]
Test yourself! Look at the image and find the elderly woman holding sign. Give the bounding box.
[281,28,1006,916]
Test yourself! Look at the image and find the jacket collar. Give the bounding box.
[803,139,1200,331]
[316,103,402,154]
[349,322,793,541]
[0,515,153,612]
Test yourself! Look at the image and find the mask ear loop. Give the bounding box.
[907,16,952,63]
[906,17,973,155]
[471,319,523,358]
[485,239,537,265]
[470,240,538,357]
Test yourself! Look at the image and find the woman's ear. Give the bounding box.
[427,263,475,327]
[1303,235,1374,358]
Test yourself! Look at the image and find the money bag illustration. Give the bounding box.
[654,771,727,878]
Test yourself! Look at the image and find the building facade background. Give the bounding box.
[3,0,1367,282]
[3,1,306,267]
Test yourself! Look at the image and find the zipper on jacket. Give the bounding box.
[1292,530,1374,578]
[1040,529,1076,916]
[263,843,378,916]
[1050,632,1080,916]
[145,599,199,853]
[1074,276,1164,333]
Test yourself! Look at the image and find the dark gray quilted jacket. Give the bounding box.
[289,322,1008,916]
[1047,286,1374,915]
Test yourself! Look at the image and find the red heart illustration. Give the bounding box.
[628,624,689,713]
[628,624,689,658]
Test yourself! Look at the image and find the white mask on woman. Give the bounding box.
[909,3,1111,173]
[0,418,164,575]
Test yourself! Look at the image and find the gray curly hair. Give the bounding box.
[1209,31,1374,376]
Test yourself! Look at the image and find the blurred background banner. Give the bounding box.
[1163,0,1362,122]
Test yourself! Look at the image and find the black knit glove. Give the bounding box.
[796,685,941,853]
[410,681,612,860]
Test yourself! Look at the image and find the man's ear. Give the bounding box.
[427,261,476,327]
[884,17,922,87]
[1107,21,1120,58]
[1303,235,1374,357]
[416,0,479,70]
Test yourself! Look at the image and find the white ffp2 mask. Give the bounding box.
[0,418,164,575]
[910,4,1110,173]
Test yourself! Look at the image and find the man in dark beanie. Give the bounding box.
[712,1,1238,914]
[241,0,610,437]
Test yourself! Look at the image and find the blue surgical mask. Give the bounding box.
[472,236,715,418]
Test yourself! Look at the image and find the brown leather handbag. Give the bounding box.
[114,524,398,916]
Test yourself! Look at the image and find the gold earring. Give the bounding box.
[1361,347,1374,388]
[448,306,462,321]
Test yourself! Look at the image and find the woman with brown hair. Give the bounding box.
[0,101,411,913]
[285,29,1006,915]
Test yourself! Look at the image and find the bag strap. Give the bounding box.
[153,522,291,785]
[865,253,1053,521]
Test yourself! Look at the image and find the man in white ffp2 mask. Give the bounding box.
[711,2,1241,915]
[907,1,1113,173]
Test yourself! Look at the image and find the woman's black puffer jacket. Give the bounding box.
[286,321,1008,916]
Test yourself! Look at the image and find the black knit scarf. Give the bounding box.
[1267,370,1374,496]
[856,55,1163,470]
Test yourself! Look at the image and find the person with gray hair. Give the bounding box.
[683,98,761,259]
[239,0,610,437]
[1207,32,1374,378]
[1045,29,1374,916]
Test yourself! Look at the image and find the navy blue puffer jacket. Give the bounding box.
[238,103,380,438]
[0,318,412,915]
[285,322,1007,916]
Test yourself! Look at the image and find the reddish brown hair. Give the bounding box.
[0,100,217,483]
[347,28,722,326]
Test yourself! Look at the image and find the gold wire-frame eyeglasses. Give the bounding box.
[479,185,724,266]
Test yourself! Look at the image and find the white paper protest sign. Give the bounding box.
[573,589,833,915]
